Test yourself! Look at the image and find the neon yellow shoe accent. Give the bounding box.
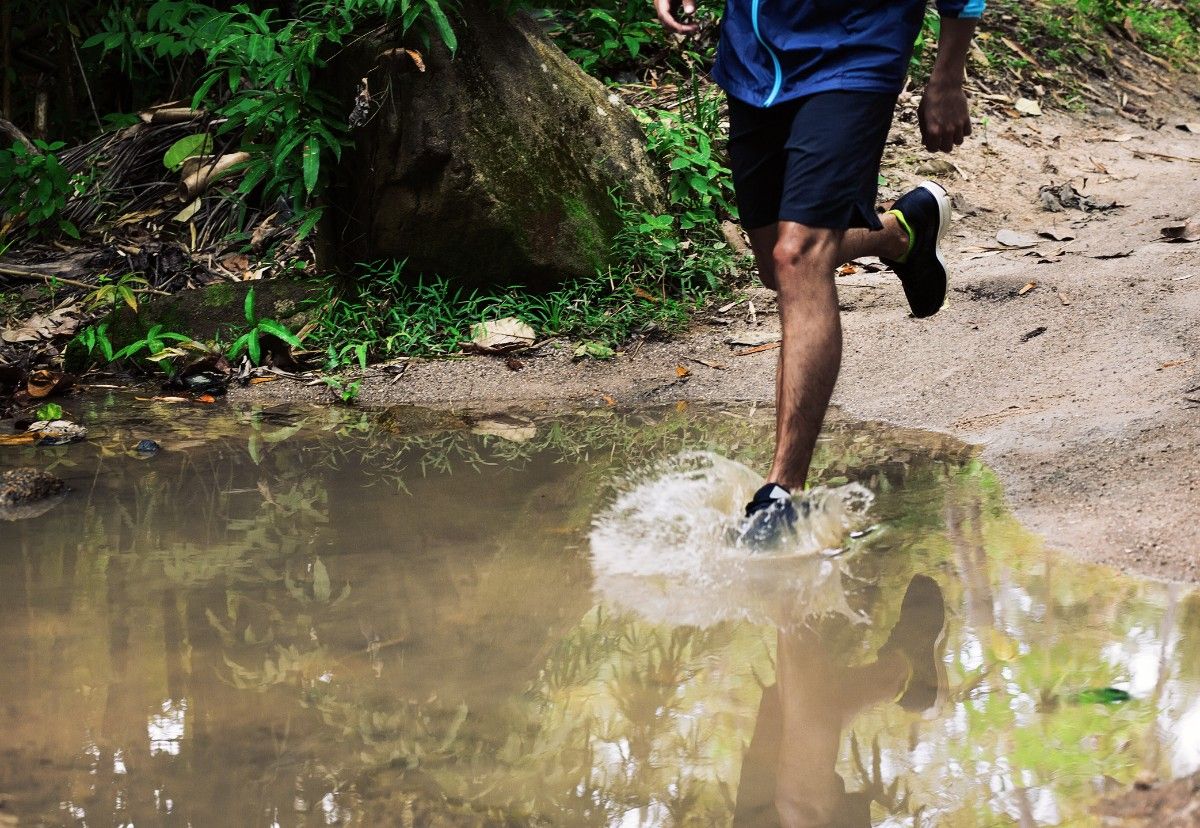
[887,208,916,264]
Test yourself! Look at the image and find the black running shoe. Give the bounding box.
[731,483,798,549]
[881,181,952,319]
[878,574,948,714]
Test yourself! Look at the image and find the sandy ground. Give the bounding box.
[233,101,1200,584]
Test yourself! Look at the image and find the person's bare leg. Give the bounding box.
[765,222,844,490]
[747,216,907,290]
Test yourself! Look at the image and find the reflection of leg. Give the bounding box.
[837,651,910,714]
[878,575,949,713]
[733,684,783,828]
[772,628,851,827]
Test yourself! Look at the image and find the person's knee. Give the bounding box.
[755,255,778,291]
[771,225,840,276]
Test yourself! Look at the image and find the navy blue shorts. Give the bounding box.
[727,91,897,231]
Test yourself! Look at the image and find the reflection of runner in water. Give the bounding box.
[734,575,947,827]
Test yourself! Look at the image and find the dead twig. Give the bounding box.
[0,116,38,154]
[0,262,169,295]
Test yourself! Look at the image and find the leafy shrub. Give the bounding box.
[85,0,462,237]
[0,141,81,240]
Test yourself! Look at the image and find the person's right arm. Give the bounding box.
[655,0,698,34]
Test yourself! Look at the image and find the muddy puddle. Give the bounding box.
[1,396,1197,826]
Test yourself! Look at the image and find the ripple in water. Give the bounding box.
[589,451,875,628]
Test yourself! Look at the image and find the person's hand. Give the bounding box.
[655,0,698,34]
[918,80,971,153]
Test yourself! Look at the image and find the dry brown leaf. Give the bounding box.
[734,342,781,356]
[601,393,616,407]
[634,286,660,303]
[196,394,216,404]
[1018,282,1037,296]
[467,317,535,354]
[27,369,73,399]
[1161,214,1200,242]
[836,263,859,276]
[1014,97,1043,117]
[0,434,35,446]
[504,356,524,371]
[248,376,276,385]
[675,363,691,378]
[1159,359,1192,369]
[996,229,1040,248]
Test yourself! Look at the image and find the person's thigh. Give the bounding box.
[727,95,800,232]
[779,91,898,231]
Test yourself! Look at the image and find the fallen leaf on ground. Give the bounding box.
[996,229,1040,248]
[27,369,74,399]
[196,394,216,404]
[468,317,536,354]
[734,342,781,356]
[836,263,859,275]
[634,286,660,303]
[1018,282,1037,296]
[504,356,524,371]
[675,364,691,378]
[249,376,277,385]
[717,300,741,314]
[173,199,201,222]
[1086,249,1134,259]
[1021,326,1048,342]
[601,393,616,407]
[1014,97,1043,116]
[0,434,35,446]
[727,331,780,347]
[471,416,536,443]
[1159,359,1192,369]
[1161,214,1200,242]
[685,357,727,370]
[573,341,614,360]
[1,306,80,343]
[1058,291,1071,306]
[1039,182,1118,213]
[1038,227,1076,241]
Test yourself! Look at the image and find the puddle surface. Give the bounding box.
[1,397,1198,826]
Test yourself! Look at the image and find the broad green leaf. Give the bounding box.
[163,133,214,170]
[312,558,331,602]
[248,331,262,364]
[302,137,320,194]
[35,403,63,421]
[425,0,457,53]
[244,287,256,323]
[257,319,302,347]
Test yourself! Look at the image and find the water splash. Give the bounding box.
[588,451,875,628]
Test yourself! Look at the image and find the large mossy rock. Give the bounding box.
[325,2,664,289]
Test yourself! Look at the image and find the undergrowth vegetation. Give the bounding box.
[3,0,1200,373]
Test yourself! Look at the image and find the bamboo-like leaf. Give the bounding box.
[424,0,457,53]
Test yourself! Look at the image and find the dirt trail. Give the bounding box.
[237,103,1200,583]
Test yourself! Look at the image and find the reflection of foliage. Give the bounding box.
[4,395,1196,826]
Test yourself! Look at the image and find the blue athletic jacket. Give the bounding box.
[712,0,986,108]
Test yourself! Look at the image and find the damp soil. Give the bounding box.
[1,396,1198,826]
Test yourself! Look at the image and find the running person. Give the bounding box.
[656,0,983,545]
